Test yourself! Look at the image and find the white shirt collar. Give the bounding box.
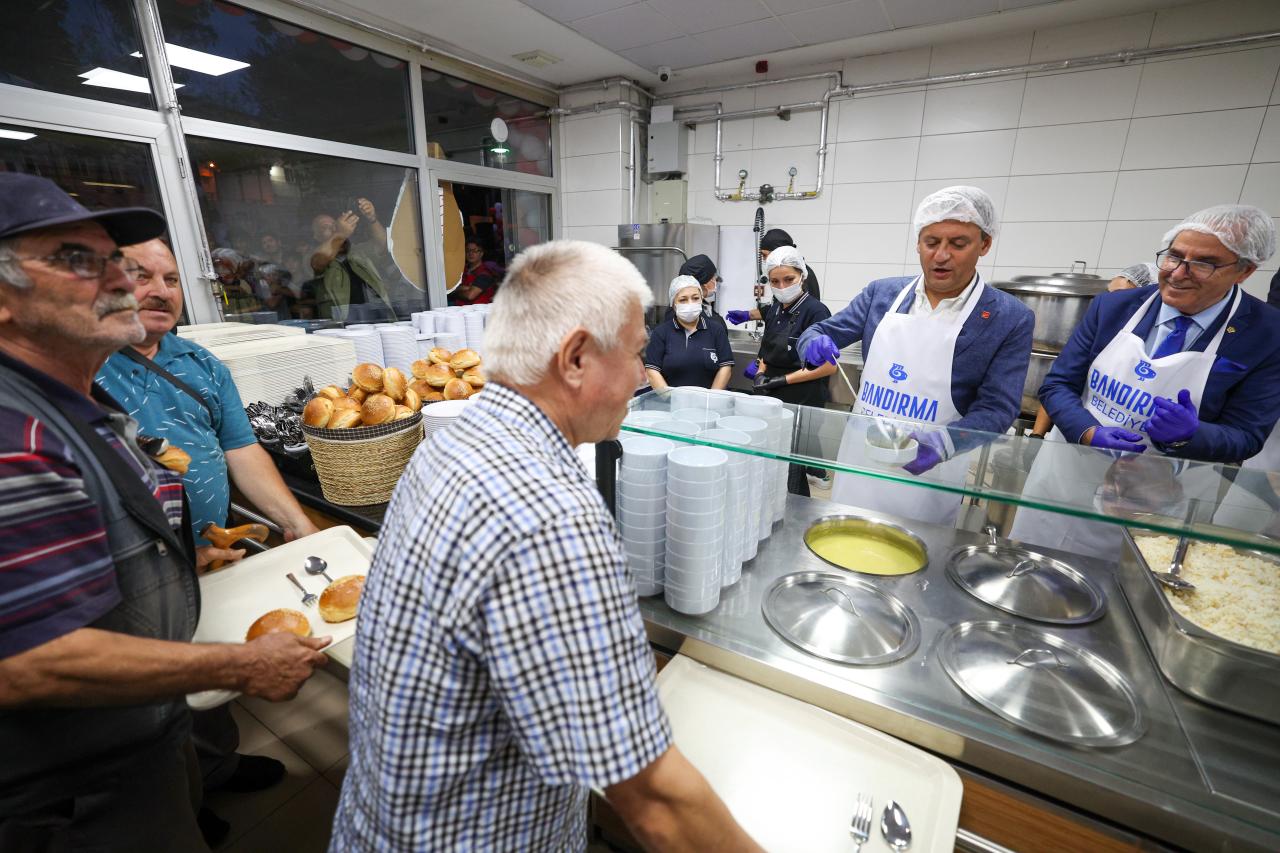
[911,272,981,317]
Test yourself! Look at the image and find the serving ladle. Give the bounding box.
[1152,536,1195,592]
[304,555,335,585]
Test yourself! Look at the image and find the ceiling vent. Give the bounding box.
[512,50,562,68]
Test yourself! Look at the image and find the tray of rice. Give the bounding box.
[1119,530,1279,725]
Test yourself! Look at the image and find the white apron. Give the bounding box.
[1009,288,1241,559]
[831,275,983,526]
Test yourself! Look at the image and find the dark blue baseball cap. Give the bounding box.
[0,172,166,246]
[678,254,717,284]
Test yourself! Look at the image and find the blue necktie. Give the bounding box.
[1153,315,1193,358]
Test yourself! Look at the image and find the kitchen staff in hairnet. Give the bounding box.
[645,275,734,392]
[1010,204,1280,558]
[797,186,1034,526]
[725,229,821,325]
[673,254,726,330]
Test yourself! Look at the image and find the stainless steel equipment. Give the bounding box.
[616,224,719,328]
[803,514,929,575]
[938,620,1146,748]
[1119,530,1280,725]
[1022,351,1055,415]
[762,571,920,665]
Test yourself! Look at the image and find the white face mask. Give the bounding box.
[675,302,703,322]
[703,288,716,304]
[772,283,802,304]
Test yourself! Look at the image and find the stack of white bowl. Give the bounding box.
[664,446,728,615]
[377,325,419,374]
[695,428,752,587]
[732,395,783,538]
[623,410,668,428]
[669,407,719,431]
[463,311,485,353]
[420,399,471,442]
[714,415,770,561]
[648,418,701,438]
[775,407,796,522]
[411,311,435,335]
[435,312,466,353]
[617,434,674,597]
[314,328,383,365]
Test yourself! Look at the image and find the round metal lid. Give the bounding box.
[938,621,1144,748]
[945,538,1105,625]
[762,571,920,665]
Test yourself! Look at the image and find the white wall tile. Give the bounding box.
[916,130,1017,180]
[1240,162,1280,213]
[751,108,824,151]
[689,191,749,226]
[1241,274,1273,301]
[910,177,1009,220]
[1004,172,1119,222]
[1019,66,1142,127]
[922,79,1026,136]
[1132,48,1280,117]
[843,47,931,86]
[688,89,756,155]
[1252,106,1280,162]
[829,181,915,224]
[1121,108,1265,169]
[561,189,623,227]
[1098,219,1181,268]
[561,225,618,246]
[1150,0,1280,47]
[836,91,925,142]
[749,144,827,192]
[832,137,920,183]
[929,32,1033,76]
[560,114,624,158]
[750,193,834,226]
[1029,12,1154,63]
[687,150,752,194]
[993,221,1107,269]
[1011,120,1130,175]
[827,223,913,264]
[822,262,906,302]
[765,223,830,263]
[1109,165,1248,220]
[560,152,623,193]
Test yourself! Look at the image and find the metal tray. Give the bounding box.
[1118,529,1280,726]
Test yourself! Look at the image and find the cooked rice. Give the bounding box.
[1136,535,1280,655]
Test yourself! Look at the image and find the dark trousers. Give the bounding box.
[192,704,241,788]
[787,463,811,497]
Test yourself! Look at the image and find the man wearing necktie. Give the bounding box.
[1010,205,1280,558]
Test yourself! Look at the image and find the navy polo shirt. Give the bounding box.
[644,315,735,389]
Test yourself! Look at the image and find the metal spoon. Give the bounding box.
[304,555,335,584]
[880,799,912,851]
[1152,536,1196,592]
[286,573,318,608]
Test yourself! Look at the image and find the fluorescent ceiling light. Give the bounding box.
[79,67,183,93]
[0,129,36,141]
[130,44,249,76]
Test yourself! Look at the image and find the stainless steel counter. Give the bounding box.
[638,495,1280,852]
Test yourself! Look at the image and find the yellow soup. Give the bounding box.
[807,532,923,576]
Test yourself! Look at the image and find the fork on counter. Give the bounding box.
[286,572,318,607]
[850,792,873,852]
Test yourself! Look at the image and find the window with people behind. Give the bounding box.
[188,136,428,322]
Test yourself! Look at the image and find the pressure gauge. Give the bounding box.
[738,169,749,179]
[788,166,798,177]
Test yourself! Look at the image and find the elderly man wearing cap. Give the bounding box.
[0,174,328,851]
[797,186,1034,526]
[1010,205,1280,558]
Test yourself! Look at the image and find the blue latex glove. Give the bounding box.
[1146,389,1199,445]
[802,334,840,367]
[1087,426,1146,454]
[726,309,751,325]
[903,430,948,475]
[743,360,760,380]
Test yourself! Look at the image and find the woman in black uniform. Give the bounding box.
[750,246,835,495]
[644,275,734,391]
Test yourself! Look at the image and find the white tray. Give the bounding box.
[656,655,962,853]
[187,526,373,710]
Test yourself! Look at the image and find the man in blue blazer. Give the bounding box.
[798,186,1034,524]
[1011,205,1280,557]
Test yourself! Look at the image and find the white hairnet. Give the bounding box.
[668,274,701,304]
[1161,204,1276,265]
[764,245,806,275]
[913,185,1000,238]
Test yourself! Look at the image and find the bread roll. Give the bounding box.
[393,405,414,420]
[410,359,431,380]
[246,608,312,641]
[449,348,481,372]
[423,363,453,388]
[347,386,368,404]
[352,362,384,393]
[303,396,334,428]
[154,445,191,475]
[443,378,472,400]
[461,368,485,389]
[422,389,444,403]
[332,396,361,413]
[428,347,452,365]
[382,367,407,402]
[329,409,363,429]
[403,386,422,412]
[316,384,344,401]
[319,575,365,623]
[361,393,395,425]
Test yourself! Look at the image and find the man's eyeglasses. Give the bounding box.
[1155,248,1243,282]
[5,249,143,281]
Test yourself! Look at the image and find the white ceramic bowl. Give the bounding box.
[667,446,729,481]
[667,517,724,539]
[665,536,723,559]
[618,490,667,510]
[647,418,701,437]
[618,465,666,484]
[617,504,665,527]
[665,490,721,514]
[733,395,782,418]
[667,504,723,527]
[619,433,676,468]
[668,386,711,411]
[665,477,726,499]
[665,588,719,615]
[864,436,919,465]
[669,407,719,430]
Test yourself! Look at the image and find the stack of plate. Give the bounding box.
[716,415,770,560]
[378,325,419,374]
[412,311,435,335]
[670,408,719,431]
[204,335,357,404]
[733,395,783,538]
[420,399,472,442]
[415,333,438,362]
[463,312,485,353]
[697,427,753,586]
[177,322,304,347]
[665,446,728,615]
[617,434,675,597]
[314,328,383,366]
[435,311,466,353]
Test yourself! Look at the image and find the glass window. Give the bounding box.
[156,0,413,153]
[0,0,153,109]
[440,179,550,306]
[187,136,427,322]
[423,70,552,177]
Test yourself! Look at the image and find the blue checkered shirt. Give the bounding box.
[331,383,671,851]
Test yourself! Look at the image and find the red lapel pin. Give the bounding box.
[980,310,990,319]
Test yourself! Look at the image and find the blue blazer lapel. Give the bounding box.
[953,287,998,360]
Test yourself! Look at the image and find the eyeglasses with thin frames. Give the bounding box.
[3,249,144,281]
[1155,248,1243,282]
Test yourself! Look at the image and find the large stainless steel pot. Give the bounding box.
[993,273,1108,353]
[1022,351,1056,414]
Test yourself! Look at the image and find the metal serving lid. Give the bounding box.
[762,571,920,665]
[945,527,1105,624]
[939,621,1145,748]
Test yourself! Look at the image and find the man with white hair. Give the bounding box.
[1010,204,1280,557]
[331,241,759,852]
[797,186,1034,525]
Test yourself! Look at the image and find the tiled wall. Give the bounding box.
[558,84,636,248]
[556,0,1280,314]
